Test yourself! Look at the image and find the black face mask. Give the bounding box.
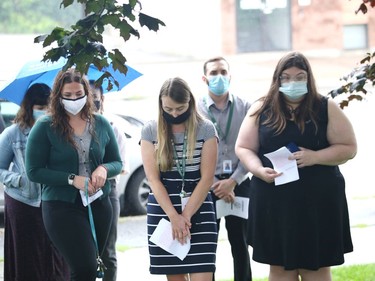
[162,109,191,124]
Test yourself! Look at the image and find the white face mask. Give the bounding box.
[61,95,87,115]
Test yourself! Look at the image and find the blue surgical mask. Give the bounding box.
[33,109,46,120]
[279,81,308,100]
[208,75,230,96]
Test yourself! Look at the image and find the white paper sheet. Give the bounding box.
[149,218,191,261]
[264,146,299,185]
[80,189,103,207]
[216,196,249,219]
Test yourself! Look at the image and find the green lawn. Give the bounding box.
[219,263,375,281]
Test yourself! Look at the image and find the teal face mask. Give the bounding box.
[208,75,230,96]
[279,81,308,100]
[33,109,46,120]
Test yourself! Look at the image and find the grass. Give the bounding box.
[218,263,375,281]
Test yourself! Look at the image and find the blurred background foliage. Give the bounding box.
[0,0,83,33]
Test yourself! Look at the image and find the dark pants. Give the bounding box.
[42,194,113,281]
[4,193,69,281]
[212,176,252,281]
[102,180,120,281]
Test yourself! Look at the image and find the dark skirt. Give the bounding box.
[4,193,69,281]
[248,166,353,270]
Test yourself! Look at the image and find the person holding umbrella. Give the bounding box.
[25,69,122,281]
[0,83,69,281]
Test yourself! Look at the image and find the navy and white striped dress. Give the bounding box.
[141,119,218,275]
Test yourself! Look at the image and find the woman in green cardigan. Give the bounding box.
[26,68,122,281]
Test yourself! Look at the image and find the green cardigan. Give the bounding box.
[26,114,122,203]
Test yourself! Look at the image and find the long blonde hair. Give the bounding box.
[157,77,203,172]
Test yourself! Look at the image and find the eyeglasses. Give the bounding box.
[279,73,308,83]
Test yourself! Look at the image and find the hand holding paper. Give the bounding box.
[80,189,103,207]
[264,146,299,185]
[149,218,191,261]
[216,196,249,219]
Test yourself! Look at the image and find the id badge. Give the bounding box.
[181,196,190,211]
[223,160,232,174]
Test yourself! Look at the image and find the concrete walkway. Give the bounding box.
[114,201,375,280]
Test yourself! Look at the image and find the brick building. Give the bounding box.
[135,0,375,57]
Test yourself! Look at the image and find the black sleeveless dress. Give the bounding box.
[248,97,353,270]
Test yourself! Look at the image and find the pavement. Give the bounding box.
[114,200,375,280]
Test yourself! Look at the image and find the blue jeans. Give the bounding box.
[102,180,120,281]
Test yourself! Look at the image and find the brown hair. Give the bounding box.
[49,68,95,146]
[253,51,322,134]
[14,83,50,129]
[203,56,230,75]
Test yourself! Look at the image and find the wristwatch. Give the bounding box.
[68,174,75,185]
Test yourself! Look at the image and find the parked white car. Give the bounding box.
[0,100,150,216]
[103,113,150,215]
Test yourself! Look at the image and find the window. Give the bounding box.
[343,24,368,50]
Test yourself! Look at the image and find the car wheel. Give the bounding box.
[123,167,150,216]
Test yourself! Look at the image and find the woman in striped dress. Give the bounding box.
[141,77,219,280]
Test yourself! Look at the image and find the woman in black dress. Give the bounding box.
[235,52,357,281]
[141,77,218,280]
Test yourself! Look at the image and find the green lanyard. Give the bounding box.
[84,179,106,278]
[203,95,234,142]
[171,133,187,198]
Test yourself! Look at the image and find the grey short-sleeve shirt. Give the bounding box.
[141,119,217,144]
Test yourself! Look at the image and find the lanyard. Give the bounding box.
[203,95,234,142]
[171,133,187,198]
[85,179,106,278]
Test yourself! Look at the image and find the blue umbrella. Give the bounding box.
[0,58,142,105]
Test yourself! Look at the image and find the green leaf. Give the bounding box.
[34,34,48,44]
[118,20,136,41]
[85,0,104,14]
[122,3,136,21]
[61,0,74,9]
[76,14,98,29]
[42,27,69,47]
[139,13,166,32]
[101,14,121,27]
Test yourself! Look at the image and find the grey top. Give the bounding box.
[73,121,92,177]
[141,118,217,145]
[198,93,251,184]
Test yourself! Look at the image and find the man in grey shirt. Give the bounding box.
[197,56,252,281]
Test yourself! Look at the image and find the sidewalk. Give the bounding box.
[114,201,375,280]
